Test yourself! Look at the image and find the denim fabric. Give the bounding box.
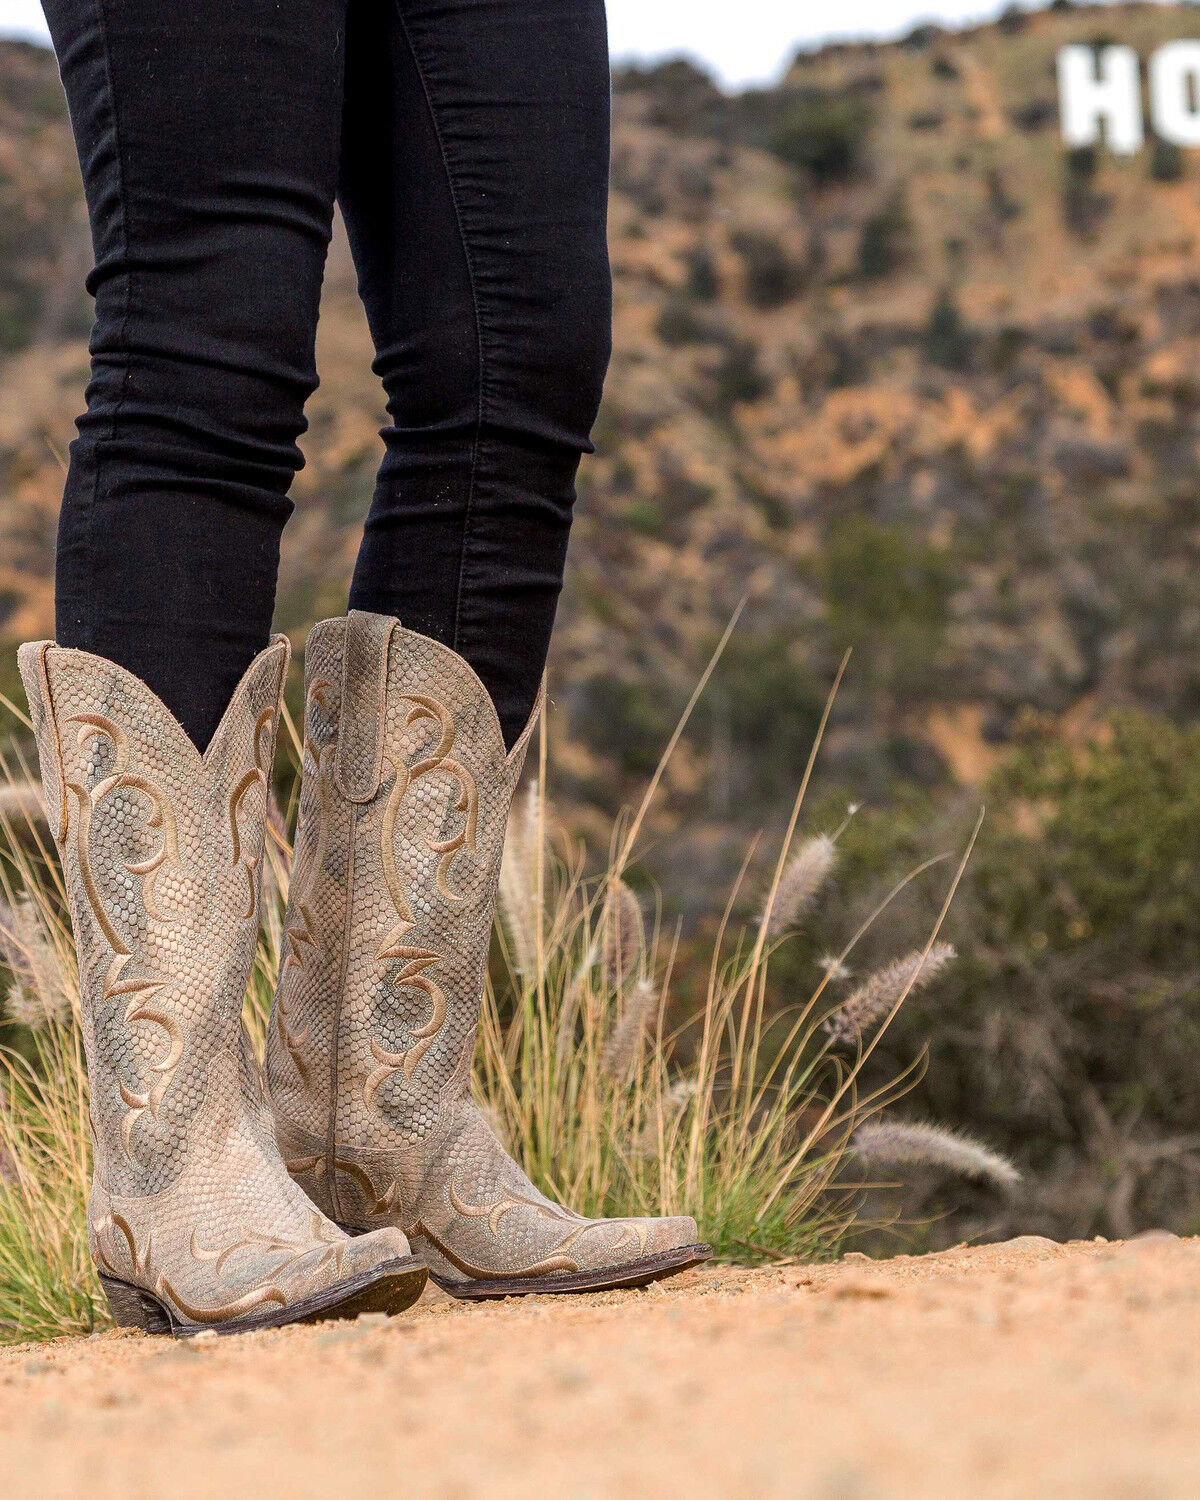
[43,0,612,750]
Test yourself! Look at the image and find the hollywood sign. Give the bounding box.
[1059,42,1200,152]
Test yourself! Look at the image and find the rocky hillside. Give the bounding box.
[6,4,1200,879]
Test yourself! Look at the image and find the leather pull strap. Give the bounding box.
[335,611,397,803]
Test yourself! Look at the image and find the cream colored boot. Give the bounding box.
[19,636,425,1335]
[266,612,709,1298]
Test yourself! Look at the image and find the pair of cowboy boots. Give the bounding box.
[20,613,707,1336]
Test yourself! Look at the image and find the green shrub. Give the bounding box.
[1150,137,1185,182]
[710,338,772,412]
[684,247,720,302]
[574,673,680,779]
[730,229,805,308]
[656,296,713,347]
[771,91,872,185]
[618,58,725,136]
[824,518,954,698]
[1062,146,1110,238]
[826,711,1200,1244]
[0,283,40,354]
[702,629,826,804]
[858,187,912,279]
[988,713,1200,966]
[922,288,975,371]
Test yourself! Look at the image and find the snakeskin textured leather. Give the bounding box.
[266,614,699,1286]
[19,638,411,1327]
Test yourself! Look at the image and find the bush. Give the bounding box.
[824,518,954,699]
[1065,144,1099,185]
[575,673,680,778]
[702,629,827,804]
[730,229,805,308]
[756,710,1200,1248]
[852,712,1200,1243]
[1062,146,1110,238]
[902,24,942,50]
[710,337,772,411]
[988,714,1200,966]
[857,187,913,279]
[684,247,720,302]
[771,91,872,185]
[1150,136,1185,182]
[620,58,725,136]
[656,296,713,347]
[922,288,975,371]
[997,4,1028,33]
[986,167,1021,226]
[1010,98,1057,133]
[0,282,41,355]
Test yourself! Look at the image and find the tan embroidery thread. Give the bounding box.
[60,714,187,1157]
[286,1152,400,1217]
[367,693,479,1099]
[276,681,337,1084]
[228,707,275,919]
[63,713,182,994]
[189,1212,348,1279]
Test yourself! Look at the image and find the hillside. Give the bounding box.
[11,7,1200,1243]
[6,8,1200,847]
[6,9,1200,830]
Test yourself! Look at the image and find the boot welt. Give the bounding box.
[97,1255,427,1338]
[424,1242,713,1300]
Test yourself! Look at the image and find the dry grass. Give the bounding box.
[474,651,992,1266]
[0,645,1006,1344]
[0,750,103,1343]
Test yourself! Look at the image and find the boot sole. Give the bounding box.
[427,1242,713,1300]
[98,1255,427,1338]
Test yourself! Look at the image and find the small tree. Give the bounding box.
[772,90,872,185]
[858,187,913,279]
[1149,136,1185,183]
[922,288,974,371]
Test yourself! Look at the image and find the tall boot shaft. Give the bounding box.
[20,635,290,1191]
[267,612,532,1201]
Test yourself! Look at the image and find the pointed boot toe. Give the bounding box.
[643,1215,704,1257]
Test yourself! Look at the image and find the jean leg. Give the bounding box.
[44,0,348,748]
[339,0,611,746]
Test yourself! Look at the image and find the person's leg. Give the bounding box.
[337,0,612,747]
[26,0,430,1331]
[267,0,705,1295]
[44,0,348,750]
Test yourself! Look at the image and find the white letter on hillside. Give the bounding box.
[1058,45,1144,154]
[1151,42,1200,146]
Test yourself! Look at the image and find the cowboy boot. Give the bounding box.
[18,636,426,1336]
[265,612,710,1298]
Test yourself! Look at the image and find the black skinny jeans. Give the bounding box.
[43,0,612,750]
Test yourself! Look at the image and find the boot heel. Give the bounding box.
[98,1273,174,1335]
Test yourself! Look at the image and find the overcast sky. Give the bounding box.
[0,0,1063,87]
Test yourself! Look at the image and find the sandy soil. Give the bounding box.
[3,1233,1199,1499]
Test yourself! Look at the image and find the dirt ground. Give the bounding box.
[3,1233,1199,1499]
